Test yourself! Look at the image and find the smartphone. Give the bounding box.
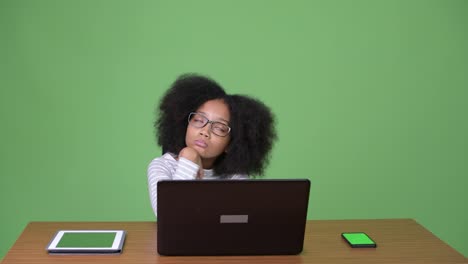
[341,232,377,248]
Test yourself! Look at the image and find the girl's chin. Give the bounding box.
[192,145,207,153]
[189,145,221,160]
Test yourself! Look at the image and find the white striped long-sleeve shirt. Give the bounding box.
[147,153,248,217]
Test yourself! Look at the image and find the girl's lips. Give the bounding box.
[194,140,208,148]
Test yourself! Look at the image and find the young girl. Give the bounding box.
[147,74,277,217]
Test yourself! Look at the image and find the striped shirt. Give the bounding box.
[147,153,248,217]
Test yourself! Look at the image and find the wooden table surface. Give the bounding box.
[2,219,467,264]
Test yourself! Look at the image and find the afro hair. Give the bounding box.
[155,73,277,177]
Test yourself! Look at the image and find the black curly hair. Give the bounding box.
[155,73,277,177]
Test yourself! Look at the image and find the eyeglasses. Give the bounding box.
[188,112,231,137]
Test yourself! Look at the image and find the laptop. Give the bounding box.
[156,179,310,256]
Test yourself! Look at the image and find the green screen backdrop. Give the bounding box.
[1,0,467,259]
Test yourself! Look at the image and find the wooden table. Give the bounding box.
[2,219,466,264]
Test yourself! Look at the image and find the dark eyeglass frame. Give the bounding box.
[187,112,231,137]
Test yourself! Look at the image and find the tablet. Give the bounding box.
[46,230,126,254]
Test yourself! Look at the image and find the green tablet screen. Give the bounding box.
[342,233,375,245]
[56,232,116,248]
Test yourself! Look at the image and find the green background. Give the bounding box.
[1,0,467,260]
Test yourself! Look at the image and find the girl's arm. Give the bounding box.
[147,155,200,217]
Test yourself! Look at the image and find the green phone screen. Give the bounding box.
[56,232,116,248]
[342,232,376,247]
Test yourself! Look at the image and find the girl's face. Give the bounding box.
[185,99,231,169]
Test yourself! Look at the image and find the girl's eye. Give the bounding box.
[193,117,204,123]
[213,124,228,133]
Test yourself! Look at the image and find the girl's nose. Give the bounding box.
[199,125,210,137]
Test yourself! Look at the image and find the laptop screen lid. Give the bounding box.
[157,179,310,256]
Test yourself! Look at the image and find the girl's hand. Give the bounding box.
[178,147,204,179]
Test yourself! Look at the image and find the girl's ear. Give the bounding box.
[224,142,232,153]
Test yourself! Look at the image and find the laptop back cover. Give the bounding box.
[157,179,310,256]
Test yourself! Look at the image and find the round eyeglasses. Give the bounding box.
[188,112,231,137]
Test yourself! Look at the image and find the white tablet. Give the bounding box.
[46,230,126,254]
